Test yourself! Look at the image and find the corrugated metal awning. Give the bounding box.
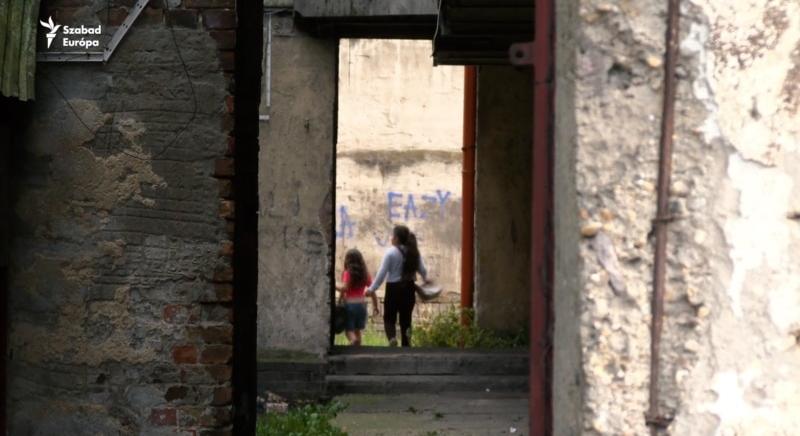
[0,0,41,101]
[433,0,533,65]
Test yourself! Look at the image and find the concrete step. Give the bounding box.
[326,375,528,395]
[327,349,528,376]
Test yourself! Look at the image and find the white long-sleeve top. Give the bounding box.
[367,246,427,293]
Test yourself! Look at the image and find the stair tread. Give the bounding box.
[326,374,529,394]
[328,374,528,380]
[330,346,527,356]
[328,353,528,360]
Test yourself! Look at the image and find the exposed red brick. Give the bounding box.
[53,7,83,23]
[211,387,233,406]
[188,305,202,324]
[210,30,236,50]
[206,365,232,383]
[178,406,204,427]
[201,304,234,324]
[221,113,234,132]
[172,345,199,364]
[215,283,234,302]
[202,9,235,29]
[214,158,234,178]
[167,9,199,28]
[212,264,233,283]
[219,200,234,220]
[199,407,233,428]
[106,7,129,26]
[224,95,235,114]
[199,283,234,303]
[139,6,165,25]
[219,241,233,257]
[219,50,235,72]
[165,385,189,401]
[218,179,233,199]
[164,304,190,323]
[184,0,235,7]
[200,345,233,365]
[149,408,177,426]
[188,325,233,345]
[226,136,235,156]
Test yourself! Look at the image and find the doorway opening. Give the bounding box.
[254,5,554,433]
[332,38,467,348]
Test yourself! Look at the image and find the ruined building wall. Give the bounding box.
[257,17,337,356]
[335,39,464,324]
[8,1,237,433]
[555,0,800,434]
[474,66,532,333]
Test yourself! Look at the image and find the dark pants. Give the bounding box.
[384,281,416,347]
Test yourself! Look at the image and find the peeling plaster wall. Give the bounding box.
[335,39,464,324]
[8,2,236,434]
[560,0,800,434]
[257,18,337,356]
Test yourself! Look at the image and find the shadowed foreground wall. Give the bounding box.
[555,0,800,434]
[7,1,237,433]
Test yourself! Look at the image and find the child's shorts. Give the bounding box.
[345,302,367,331]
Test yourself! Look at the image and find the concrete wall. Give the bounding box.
[258,17,337,356]
[7,2,237,434]
[473,66,532,332]
[335,39,464,321]
[555,0,800,434]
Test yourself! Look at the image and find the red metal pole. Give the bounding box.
[460,66,477,327]
[530,0,554,434]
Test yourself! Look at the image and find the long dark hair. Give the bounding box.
[393,225,420,280]
[344,249,369,287]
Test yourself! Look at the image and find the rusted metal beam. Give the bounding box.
[647,0,682,433]
[460,66,477,327]
[530,0,554,433]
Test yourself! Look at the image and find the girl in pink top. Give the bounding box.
[336,249,380,346]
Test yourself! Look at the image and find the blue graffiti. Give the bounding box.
[336,205,356,239]
[387,190,452,221]
[337,189,455,245]
[387,192,404,220]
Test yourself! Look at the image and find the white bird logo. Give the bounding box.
[39,16,60,49]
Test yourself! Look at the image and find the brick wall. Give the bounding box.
[8,0,238,434]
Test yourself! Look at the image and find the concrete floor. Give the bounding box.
[332,393,529,436]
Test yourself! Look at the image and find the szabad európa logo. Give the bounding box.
[40,16,60,49]
[39,16,102,50]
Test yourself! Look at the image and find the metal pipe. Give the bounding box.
[460,66,477,327]
[647,0,681,433]
[530,0,555,433]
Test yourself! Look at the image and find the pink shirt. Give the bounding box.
[342,270,372,301]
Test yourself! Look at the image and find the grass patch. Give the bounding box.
[413,308,528,349]
[256,401,347,436]
[334,324,387,346]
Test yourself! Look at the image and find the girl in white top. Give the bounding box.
[366,225,428,347]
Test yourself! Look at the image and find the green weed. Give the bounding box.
[413,308,528,349]
[256,401,348,436]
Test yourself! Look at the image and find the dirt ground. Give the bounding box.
[332,393,529,436]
